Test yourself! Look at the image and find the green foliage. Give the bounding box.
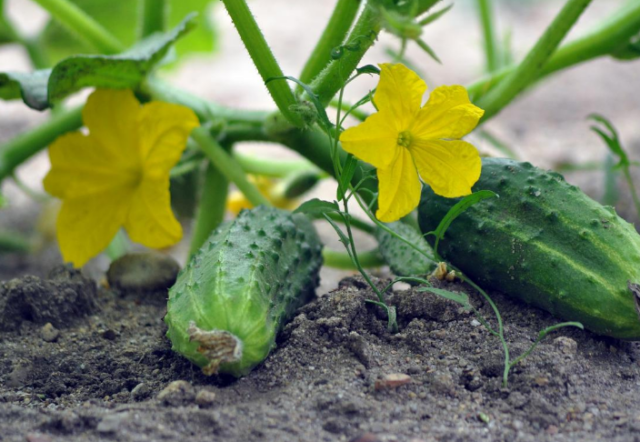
[0,15,196,110]
[38,0,216,66]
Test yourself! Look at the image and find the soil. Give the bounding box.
[1,267,639,442]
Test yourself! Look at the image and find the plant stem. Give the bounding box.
[298,0,361,87]
[622,168,640,220]
[0,232,31,253]
[191,128,270,208]
[219,0,303,127]
[140,0,167,38]
[477,0,592,122]
[188,162,229,257]
[476,0,498,73]
[30,0,125,54]
[323,248,383,270]
[468,1,640,101]
[0,106,83,181]
[233,152,318,178]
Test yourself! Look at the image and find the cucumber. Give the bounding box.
[165,206,323,376]
[418,158,640,340]
[375,221,437,280]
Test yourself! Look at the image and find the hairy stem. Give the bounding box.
[189,162,229,257]
[30,0,124,54]
[220,0,303,127]
[298,0,361,87]
[477,0,592,121]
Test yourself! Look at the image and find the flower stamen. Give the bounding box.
[397,130,412,148]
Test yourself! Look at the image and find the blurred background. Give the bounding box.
[1,0,639,289]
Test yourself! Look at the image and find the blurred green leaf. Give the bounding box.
[37,0,216,66]
[0,14,196,110]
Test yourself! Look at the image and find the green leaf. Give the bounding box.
[0,70,50,110]
[0,14,196,110]
[356,64,381,75]
[37,0,217,66]
[589,114,629,168]
[430,190,498,255]
[294,198,339,216]
[416,286,471,311]
[337,154,358,201]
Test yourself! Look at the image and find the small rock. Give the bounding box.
[470,319,481,327]
[534,376,550,387]
[546,424,559,435]
[195,389,217,408]
[25,433,52,442]
[553,336,577,355]
[157,380,195,406]
[131,383,151,401]
[96,413,130,434]
[374,373,411,390]
[39,323,60,342]
[107,252,180,292]
[349,432,381,442]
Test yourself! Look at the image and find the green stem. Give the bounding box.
[191,128,270,207]
[468,2,640,101]
[0,106,83,181]
[323,248,384,270]
[145,78,269,124]
[189,162,229,257]
[140,0,167,38]
[330,98,369,122]
[220,0,303,127]
[30,0,125,54]
[298,0,361,87]
[323,211,376,235]
[477,0,592,122]
[104,230,131,261]
[622,168,640,220]
[233,152,317,178]
[0,15,48,68]
[0,232,31,253]
[476,0,498,73]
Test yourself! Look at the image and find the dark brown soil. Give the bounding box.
[1,268,639,442]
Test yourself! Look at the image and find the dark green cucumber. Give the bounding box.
[418,158,640,340]
[165,206,323,376]
[375,221,437,279]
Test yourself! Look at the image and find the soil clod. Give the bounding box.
[107,252,180,293]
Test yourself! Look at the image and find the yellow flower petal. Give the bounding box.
[138,102,200,178]
[410,85,484,140]
[410,139,481,197]
[56,188,132,267]
[82,89,141,166]
[374,63,427,130]
[375,148,422,222]
[340,111,400,169]
[125,178,182,248]
[44,131,139,199]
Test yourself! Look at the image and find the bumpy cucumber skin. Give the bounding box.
[418,158,640,340]
[165,206,323,376]
[375,221,436,279]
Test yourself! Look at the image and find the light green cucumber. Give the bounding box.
[165,206,323,376]
[375,221,437,280]
[418,158,640,339]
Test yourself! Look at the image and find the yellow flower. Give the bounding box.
[226,175,296,215]
[43,89,199,267]
[340,63,484,222]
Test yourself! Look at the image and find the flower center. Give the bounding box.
[397,130,412,148]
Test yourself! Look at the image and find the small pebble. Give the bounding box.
[349,432,381,442]
[25,433,52,442]
[157,380,195,406]
[374,373,411,390]
[470,319,481,327]
[195,389,217,408]
[107,252,180,292]
[553,336,577,355]
[39,323,60,342]
[131,383,151,401]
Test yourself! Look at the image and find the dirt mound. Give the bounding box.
[0,272,639,442]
